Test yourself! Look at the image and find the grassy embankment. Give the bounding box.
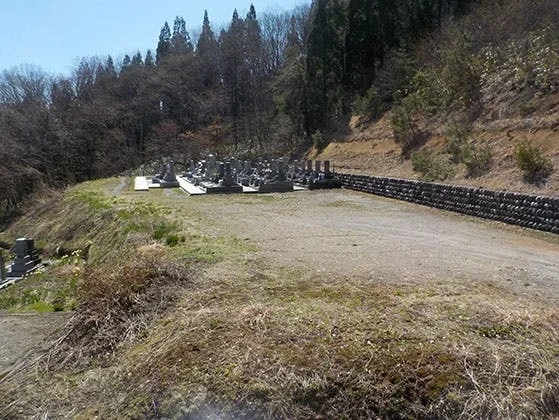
[0,177,558,418]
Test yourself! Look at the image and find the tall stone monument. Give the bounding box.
[7,238,41,278]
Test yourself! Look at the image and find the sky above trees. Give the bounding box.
[1,0,308,75]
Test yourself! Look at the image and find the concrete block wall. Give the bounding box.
[337,173,559,234]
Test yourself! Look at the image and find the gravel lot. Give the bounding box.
[192,189,559,302]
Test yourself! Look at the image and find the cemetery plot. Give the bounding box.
[134,155,342,195]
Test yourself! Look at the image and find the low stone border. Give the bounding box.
[338,173,559,234]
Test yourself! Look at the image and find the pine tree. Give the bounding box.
[273,13,308,140]
[220,9,245,127]
[243,4,268,146]
[196,10,219,87]
[156,22,172,64]
[305,0,347,133]
[345,0,379,93]
[172,16,193,53]
[106,56,117,76]
[145,50,155,67]
[121,54,132,70]
[131,52,143,67]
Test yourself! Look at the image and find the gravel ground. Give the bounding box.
[192,189,559,302]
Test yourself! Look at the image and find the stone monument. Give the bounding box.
[153,161,179,188]
[7,238,41,278]
[202,161,243,194]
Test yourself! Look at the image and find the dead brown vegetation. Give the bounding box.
[45,253,191,369]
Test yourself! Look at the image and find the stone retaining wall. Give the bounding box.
[337,173,559,234]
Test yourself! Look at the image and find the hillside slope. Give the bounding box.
[312,0,559,197]
[314,103,559,196]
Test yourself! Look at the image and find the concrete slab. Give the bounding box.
[242,186,259,193]
[0,278,18,290]
[134,177,149,191]
[177,177,206,195]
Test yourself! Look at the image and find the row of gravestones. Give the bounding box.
[183,156,341,192]
[337,173,559,234]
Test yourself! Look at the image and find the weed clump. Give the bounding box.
[47,254,190,368]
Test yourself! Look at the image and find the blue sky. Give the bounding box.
[1,0,309,76]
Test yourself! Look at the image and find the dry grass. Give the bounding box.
[44,253,191,369]
[4,265,556,418]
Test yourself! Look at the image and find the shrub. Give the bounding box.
[392,95,428,157]
[444,119,492,177]
[353,87,382,117]
[49,254,190,366]
[463,143,493,177]
[441,35,482,109]
[412,149,456,181]
[514,140,553,183]
[165,234,180,247]
[152,221,179,241]
[411,70,447,116]
[445,119,473,163]
[312,130,328,152]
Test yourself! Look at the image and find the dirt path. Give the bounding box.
[0,313,71,374]
[189,189,559,301]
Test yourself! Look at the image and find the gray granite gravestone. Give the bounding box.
[324,160,330,176]
[202,161,243,194]
[277,159,287,182]
[7,238,41,278]
[306,160,313,174]
[315,160,321,173]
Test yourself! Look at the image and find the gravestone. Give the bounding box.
[160,161,179,188]
[277,159,287,182]
[234,160,243,175]
[308,159,342,190]
[239,161,253,186]
[243,161,252,175]
[163,162,177,182]
[7,238,41,278]
[207,154,217,181]
[306,160,312,174]
[221,162,236,187]
[202,161,243,194]
[324,160,330,176]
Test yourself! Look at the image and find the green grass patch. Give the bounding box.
[0,267,79,313]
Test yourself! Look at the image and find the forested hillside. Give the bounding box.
[1,0,557,222]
